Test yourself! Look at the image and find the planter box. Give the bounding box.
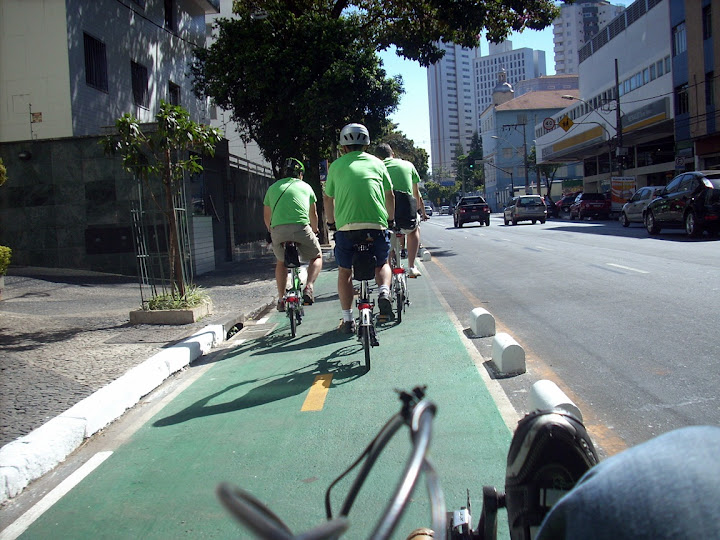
[129,300,213,325]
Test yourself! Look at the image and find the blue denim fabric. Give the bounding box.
[333,229,390,269]
[537,426,720,539]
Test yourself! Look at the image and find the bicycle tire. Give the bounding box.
[361,325,371,370]
[396,289,403,322]
[289,308,297,337]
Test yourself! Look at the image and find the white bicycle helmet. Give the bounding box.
[339,123,370,146]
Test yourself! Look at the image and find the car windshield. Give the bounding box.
[582,193,606,200]
[461,197,485,205]
[519,197,543,206]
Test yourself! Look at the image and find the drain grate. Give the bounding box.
[233,322,276,340]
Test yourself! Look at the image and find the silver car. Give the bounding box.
[620,186,664,227]
[503,195,547,225]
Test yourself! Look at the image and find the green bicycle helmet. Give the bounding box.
[284,158,305,178]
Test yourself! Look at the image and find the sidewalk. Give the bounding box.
[0,245,285,500]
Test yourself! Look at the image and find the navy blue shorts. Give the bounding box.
[334,229,390,269]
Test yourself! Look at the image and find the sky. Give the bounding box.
[379,1,634,163]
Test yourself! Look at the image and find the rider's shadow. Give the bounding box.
[152,354,365,427]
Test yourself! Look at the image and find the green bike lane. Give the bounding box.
[16,264,515,539]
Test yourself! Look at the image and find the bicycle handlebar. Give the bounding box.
[218,387,445,540]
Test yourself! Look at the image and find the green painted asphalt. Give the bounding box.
[19,264,514,539]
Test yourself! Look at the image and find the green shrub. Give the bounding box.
[0,246,11,275]
[146,285,210,310]
[0,157,7,187]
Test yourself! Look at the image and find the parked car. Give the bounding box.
[453,196,491,227]
[643,170,720,237]
[440,205,450,215]
[424,204,433,217]
[569,192,611,220]
[503,195,547,225]
[555,194,578,215]
[544,196,559,218]
[620,186,665,227]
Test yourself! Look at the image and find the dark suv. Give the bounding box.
[454,196,491,227]
[643,171,720,237]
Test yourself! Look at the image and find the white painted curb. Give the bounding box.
[470,307,495,337]
[529,380,583,421]
[491,332,526,374]
[0,324,224,503]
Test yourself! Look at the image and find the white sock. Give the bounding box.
[378,285,390,297]
[342,309,353,322]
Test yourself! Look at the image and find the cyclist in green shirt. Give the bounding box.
[264,158,322,310]
[324,123,395,333]
[375,143,427,278]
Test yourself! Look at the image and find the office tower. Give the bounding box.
[553,0,627,74]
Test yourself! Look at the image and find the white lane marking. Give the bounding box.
[0,451,113,540]
[606,263,649,274]
[256,316,270,324]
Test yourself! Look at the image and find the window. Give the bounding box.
[672,23,686,56]
[650,63,656,80]
[657,60,664,77]
[703,6,712,40]
[168,82,181,105]
[665,175,683,193]
[665,56,671,74]
[83,33,108,92]
[164,0,175,32]
[131,61,149,108]
[675,84,689,115]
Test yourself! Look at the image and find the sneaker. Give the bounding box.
[338,319,356,334]
[400,249,407,259]
[408,266,422,278]
[277,299,286,312]
[378,293,392,316]
[505,409,599,540]
[302,287,314,305]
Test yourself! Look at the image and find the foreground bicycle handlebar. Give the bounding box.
[218,387,446,540]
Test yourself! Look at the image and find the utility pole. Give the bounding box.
[615,59,624,176]
[504,123,529,194]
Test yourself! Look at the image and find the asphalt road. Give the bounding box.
[420,212,720,455]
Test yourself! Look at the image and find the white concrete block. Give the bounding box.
[529,380,583,421]
[470,307,495,337]
[421,249,432,262]
[491,332,526,374]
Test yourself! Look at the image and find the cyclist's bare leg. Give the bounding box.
[406,228,421,269]
[304,255,322,295]
[275,260,288,297]
[337,266,354,309]
[375,260,391,288]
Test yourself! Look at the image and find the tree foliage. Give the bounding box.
[528,145,561,198]
[0,157,7,187]
[103,102,222,299]
[232,0,562,66]
[374,125,429,179]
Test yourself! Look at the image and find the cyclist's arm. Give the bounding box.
[385,188,395,223]
[309,202,319,234]
[263,205,272,231]
[324,194,335,225]
[413,184,427,220]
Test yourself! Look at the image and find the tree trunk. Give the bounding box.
[306,145,329,245]
[164,150,185,297]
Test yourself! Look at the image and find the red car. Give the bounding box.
[569,192,611,220]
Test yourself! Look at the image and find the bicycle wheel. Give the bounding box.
[361,325,371,370]
[395,288,404,323]
[289,307,297,337]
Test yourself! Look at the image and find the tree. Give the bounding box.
[424,179,459,208]
[103,102,222,299]
[374,125,429,179]
[0,157,7,187]
[528,146,561,199]
[192,13,402,242]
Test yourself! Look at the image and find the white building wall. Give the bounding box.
[0,0,73,141]
[427,43,479,177]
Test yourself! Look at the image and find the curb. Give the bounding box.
[0,305,272,504]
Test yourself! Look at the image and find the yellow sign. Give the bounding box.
[558,115,573,132]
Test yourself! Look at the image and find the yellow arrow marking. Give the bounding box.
[301,374,333,411]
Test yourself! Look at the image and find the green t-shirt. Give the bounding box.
[325,151,392,229]
[383,157,420,194]
[263,177,317,226]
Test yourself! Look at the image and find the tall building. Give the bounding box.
[427,43,480,179]
[553,1,626,74]
[427,41,546,179]
[474,42,547,115]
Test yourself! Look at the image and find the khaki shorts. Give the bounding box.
[270,224,322,263]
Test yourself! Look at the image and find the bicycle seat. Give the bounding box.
[283,243,301,268]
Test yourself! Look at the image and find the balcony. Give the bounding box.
[185,0,220,13]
